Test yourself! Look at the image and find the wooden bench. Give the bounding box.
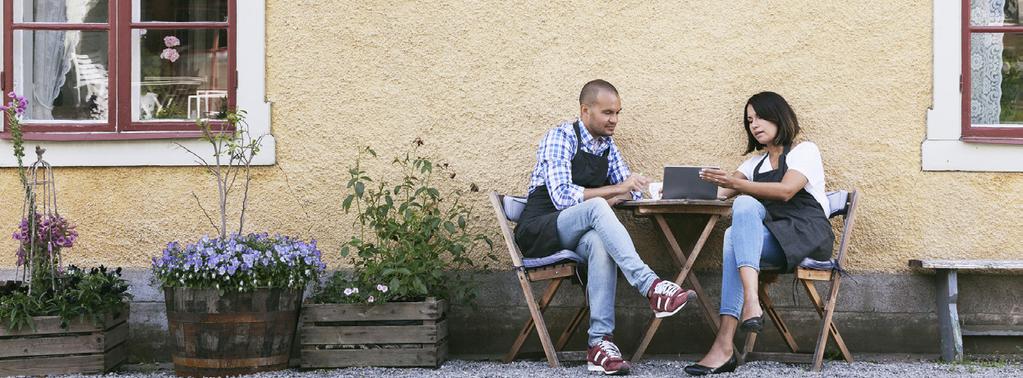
[907,259,1023,362]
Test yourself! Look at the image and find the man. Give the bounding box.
[514,79,695,375]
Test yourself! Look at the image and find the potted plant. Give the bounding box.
[300,140,495,368]
[0,92,131,375]
[151,112,325,377]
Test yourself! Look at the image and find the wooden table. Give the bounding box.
[618,198,733,362]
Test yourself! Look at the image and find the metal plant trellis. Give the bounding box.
[17,146,63,295]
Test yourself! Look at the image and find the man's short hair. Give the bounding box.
[579,79,619,105]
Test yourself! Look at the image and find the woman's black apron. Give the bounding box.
[752,145,834,272]
[515,121,611,258]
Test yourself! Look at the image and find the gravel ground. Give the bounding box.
[54,358,1023,378]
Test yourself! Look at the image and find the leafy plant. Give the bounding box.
[311,140,495,305]
[2,92,130,331]
[0,266,131,331]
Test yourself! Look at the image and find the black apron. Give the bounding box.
[514,121,611,258]
[752,145,834,272]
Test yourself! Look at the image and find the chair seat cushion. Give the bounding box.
[522,249,583,268]
[826,190,849,218]
[502,195,528,222]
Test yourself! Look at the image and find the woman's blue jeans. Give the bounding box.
[556,198,659,347]
[720,195,786,319]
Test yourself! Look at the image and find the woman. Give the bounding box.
[684,91,834,375]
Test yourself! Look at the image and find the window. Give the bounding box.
[923,0,1023,171]
[2,0,236,140]
[962,0,1023,142]
[0,0,271,166]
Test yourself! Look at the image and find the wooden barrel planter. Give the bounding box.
[0,307,129,375]
[164,287,302,377]
[300,298,448,368]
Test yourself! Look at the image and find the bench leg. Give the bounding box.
[935,269,963,362]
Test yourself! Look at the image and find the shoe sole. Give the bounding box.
[653,290,696,318]
[587,362,628,375]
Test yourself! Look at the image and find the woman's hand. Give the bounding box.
[700,168,737,189]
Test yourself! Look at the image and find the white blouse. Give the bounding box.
[737,142,828,216]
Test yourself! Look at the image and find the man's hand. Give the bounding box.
[619,174,651,194]
[607,193,630,207]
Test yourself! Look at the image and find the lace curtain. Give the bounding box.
[971,0,1006,124]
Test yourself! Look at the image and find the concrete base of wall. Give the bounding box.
[14,268,1017,363]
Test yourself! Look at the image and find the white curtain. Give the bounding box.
[28,0,73,120]
[971,0,1006,125]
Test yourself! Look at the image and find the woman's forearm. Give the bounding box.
[733,180,800,202]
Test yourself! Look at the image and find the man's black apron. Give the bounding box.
[752,145,834,272]
[515,121,611,258]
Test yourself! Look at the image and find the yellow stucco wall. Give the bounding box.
[1,1,1018,272]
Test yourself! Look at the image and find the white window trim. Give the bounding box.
[923,0,1023,171]
[0,1,274,167]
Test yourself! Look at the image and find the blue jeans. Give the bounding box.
[719,195,787,319]
[557,198,659,347]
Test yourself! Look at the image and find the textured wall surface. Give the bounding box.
[0,1,1017,273]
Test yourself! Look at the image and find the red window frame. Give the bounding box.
[1,0,236,141]
[962,0,1023,143]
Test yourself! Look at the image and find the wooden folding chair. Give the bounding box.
[489,191,588,368]
[742,189,860,372]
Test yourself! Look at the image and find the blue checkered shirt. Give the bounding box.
[527,120,640,210]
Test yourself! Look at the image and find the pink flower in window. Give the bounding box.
[160,48,180,62]
[163,36,181,47]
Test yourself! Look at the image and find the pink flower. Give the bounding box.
[376,284,388,293]
[163,36,181,48]
[160,48,179,62]
[367,295,375,303]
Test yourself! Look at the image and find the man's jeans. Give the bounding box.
[557,198,659,347]
[719,195,786,319]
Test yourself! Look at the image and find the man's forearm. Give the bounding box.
[583,184,627,201]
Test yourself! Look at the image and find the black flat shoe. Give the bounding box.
[739,315,763,333]
[684,353,737,376]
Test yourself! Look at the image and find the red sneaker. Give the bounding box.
[587,336,631,375]
[647,278,695,318]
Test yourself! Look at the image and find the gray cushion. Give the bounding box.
[522,249,584,268]
[826,190,849,218]
[503,195,528,222]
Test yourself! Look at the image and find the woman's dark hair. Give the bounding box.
[743,91,799,154]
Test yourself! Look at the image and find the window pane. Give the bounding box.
[138,0,228,22]
[13,30,108,122]
[14,0,108,23]
[133,29,229,121]
[971,0,1021,26]
[971,33,1023,125]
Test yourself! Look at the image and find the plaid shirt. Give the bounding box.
[527,119,640,210]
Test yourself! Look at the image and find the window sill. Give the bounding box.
[0,133,275,167]
[922,138,1023,171]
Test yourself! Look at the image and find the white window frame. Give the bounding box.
[0,1,273,167]
[923,0,1023,171]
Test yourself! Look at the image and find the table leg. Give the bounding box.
[631,214,720,362]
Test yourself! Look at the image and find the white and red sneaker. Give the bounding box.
[647,278,695,318]
[587,336,631,375]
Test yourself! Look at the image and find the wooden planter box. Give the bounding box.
[0,308,129,376]
[300,298,448,368]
